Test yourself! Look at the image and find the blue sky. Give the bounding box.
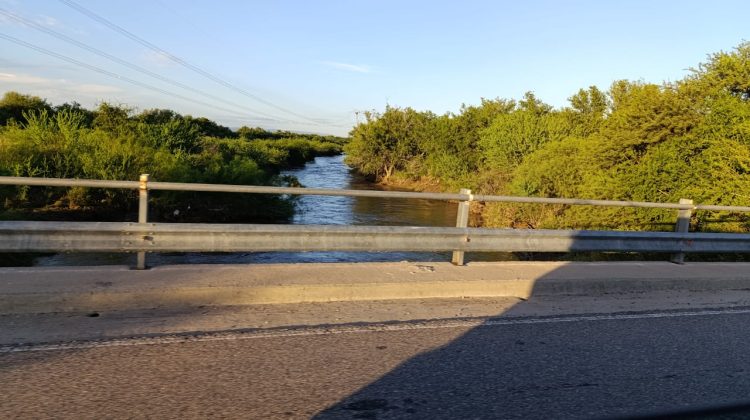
[0,0,748,136]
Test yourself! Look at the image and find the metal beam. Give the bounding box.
[0,176,138,189]
[452,188,471,265]
[2,221,750,254]
[6,175,750,213]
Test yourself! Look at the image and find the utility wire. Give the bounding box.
[0,8,293,123]
[0,32,285,124]
[57,0,322,125]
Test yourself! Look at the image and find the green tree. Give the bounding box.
[54,101,95,127]
[344,106,432,181]
[690,41,750,100]
[187,116,235,138]
[0,91,52,126]
[136,108,181,125]
[237,126,274,140]
[564,85,608,137]
[479,99,571,175]
[92,102,132,134]
[421,98,515,186]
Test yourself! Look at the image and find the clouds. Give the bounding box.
[0,11,61,28]
[74,83,123,94]
[322,61,372,74]
[0,71,122,100]
[0,72,50,84]
[141,50,175,68]
[33,15,61,28]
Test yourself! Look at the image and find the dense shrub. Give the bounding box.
[345,42,750,233]
[0,97,347,223]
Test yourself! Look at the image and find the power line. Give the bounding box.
[0,8,298,122]
[57,0,322,125]
[0,8,293,123]
[0,32,284,124]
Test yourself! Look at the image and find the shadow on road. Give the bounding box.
[5,261,750,419]
[314,263,750,419]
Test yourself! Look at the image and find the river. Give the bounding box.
[34,155,463,266]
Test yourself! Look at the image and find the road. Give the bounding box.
[4,305,750,419]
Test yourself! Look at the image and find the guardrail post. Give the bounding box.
[670,198,693,264]
[136,174,150,270]
[451,188,471,266]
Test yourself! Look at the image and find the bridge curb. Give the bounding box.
[2,261,750,314]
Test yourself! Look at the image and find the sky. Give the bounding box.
[0,0,748,136]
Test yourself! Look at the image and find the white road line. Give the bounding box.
[4,307,750,353]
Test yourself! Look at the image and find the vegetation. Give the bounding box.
[0,95,347,223]
[345,42,750,233]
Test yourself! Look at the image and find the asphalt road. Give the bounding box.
[4,307,750,419]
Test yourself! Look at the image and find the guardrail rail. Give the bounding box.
[2,174,750,269]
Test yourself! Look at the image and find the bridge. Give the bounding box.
[5,175,750,418]
[2,173,750,312]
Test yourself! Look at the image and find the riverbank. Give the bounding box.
[370,172,493,229]
[0,92,348,228]
[23,155,461,267]
[375,173,445,193]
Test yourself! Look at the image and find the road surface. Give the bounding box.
[4,302,750,419]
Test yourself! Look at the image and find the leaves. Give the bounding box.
[345,42,750,232]
[0,94,346,221]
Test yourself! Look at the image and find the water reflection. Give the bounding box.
[34,155,459,266]
[261,154,456,263]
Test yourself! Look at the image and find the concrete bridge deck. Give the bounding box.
[3,261,750,315]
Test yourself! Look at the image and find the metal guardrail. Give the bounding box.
[4,175,750,212]
[3,222,750,253]
[2,174,750,269]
